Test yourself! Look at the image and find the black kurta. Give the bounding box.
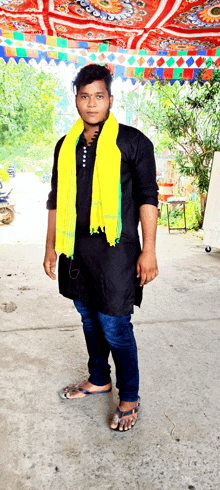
[47,122,158,316]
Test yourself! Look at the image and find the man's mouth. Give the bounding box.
[87,112,98,115]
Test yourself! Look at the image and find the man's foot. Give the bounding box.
[110,398,140,431]
[59,380,112,399]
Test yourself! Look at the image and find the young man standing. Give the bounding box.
[44,64,158,431]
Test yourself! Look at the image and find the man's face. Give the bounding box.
[76,80,113,126]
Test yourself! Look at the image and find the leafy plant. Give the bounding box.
[0,59,61,166]
[120,75,220,203]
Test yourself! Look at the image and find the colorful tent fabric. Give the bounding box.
[0,0,220,51]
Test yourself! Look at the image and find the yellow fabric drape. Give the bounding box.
[55,112,122,258]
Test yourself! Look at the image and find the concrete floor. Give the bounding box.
[1,174,220,490]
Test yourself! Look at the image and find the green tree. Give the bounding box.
[0,58,60,168]
[120,75,220,208]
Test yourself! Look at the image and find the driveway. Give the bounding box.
[1,173,220,490]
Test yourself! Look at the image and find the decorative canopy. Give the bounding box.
[0,1,220,83]
[0,0,220,51]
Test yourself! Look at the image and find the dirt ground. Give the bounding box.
[1,173,220,490]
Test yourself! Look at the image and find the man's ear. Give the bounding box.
[109,95,113,109]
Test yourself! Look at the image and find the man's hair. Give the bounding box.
[73,64,113,97]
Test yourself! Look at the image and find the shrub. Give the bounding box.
[35,170,43,177]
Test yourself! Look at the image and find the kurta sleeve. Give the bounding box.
[130,131,158,208]
[46,136,65,210]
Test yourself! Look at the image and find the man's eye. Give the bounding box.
[97,95,104,99]
[82,95,88,99]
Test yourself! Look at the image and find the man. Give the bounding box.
[44,64,158,431]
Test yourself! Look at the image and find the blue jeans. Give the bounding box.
[74,300,139,402]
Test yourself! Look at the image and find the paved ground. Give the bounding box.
[1,173,220,490]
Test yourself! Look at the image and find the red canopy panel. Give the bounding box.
[0,0,220,50]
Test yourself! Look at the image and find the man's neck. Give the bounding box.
[83,123,100,146]
[83,121,99,135]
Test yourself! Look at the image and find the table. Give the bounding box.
[159,198,187,233]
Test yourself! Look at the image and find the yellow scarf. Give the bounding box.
[55,112,122,258]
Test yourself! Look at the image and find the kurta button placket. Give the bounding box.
[82,145,87,168]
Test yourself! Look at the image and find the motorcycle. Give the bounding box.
[0,188,16,224]
[42,173,51,183]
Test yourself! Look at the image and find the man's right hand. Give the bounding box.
[43,248,57,280]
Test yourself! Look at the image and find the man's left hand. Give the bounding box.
[137,251,158,286]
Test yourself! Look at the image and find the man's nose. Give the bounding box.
[88,96,97,107]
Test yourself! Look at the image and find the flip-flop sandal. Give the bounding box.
[59,385,112,400]
[111,396,141,431]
